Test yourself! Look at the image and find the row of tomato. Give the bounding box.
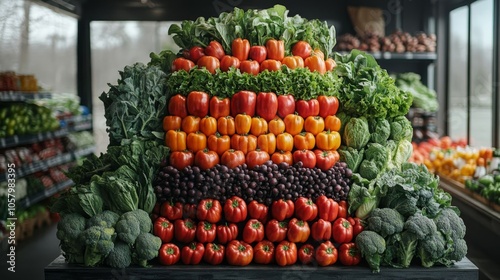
[153,196,363,266]
[172,39,336,75]
[167,91,339,121]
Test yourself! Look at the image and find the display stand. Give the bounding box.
[45,255,478,280]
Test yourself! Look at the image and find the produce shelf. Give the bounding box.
[0,114,92,149]
[45,255,477,280]
[336,51,437,60]
[0,91,53,101]
[17,179,73,210]
[0,145,95,182]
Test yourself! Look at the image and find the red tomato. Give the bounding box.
[172,57,195,72]
[260,59,282,72]
[253,240,274,264]
[197,55,220,74]
[226,240,253,266]
[189,46,205,63]
[275,241,297,266]
[242,219,265,244]
[216,223,238,244]
[315,241,338,266]
[204,243,225,265]
[298,244,314,265]
[292,40,312,59]
[332,217,353,244]
[339,242,361,266]
[224,196,247,223]
[249,46,267,63]
[204,40,225,60]
[181,242,205,265]
[159,243,180,265]
[265,219,288,243]
[293,149,317,169]
[239,60,260,75]
[294,197,318,221]
[220,55,241,72]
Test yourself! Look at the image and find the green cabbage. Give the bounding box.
[343,117,370,149]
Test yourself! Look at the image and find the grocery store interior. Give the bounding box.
[0,0,499,279]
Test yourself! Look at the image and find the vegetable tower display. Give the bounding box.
[52,4,467,272]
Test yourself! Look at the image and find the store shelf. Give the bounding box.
[45,255,478,280]
[337,51,437,60]
[0,114,92,149]
[17,179,73,210]
[0,145,95,182]
[0,91,53,101]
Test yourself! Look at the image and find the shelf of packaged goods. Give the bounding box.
[0,145,95,183]
[0,91,53,101]
[0,114,92,149]
[336,51,437,60]
[45,255,478,280]
[17,179,73,210]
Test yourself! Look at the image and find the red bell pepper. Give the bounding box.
[188,46,205,63]
[204,243,225,265]
[168,94,188,118]
[159,243,180,265]
[338,200,348,219]
[314,149,339,171]
[291,41,312,60]
[332,217,353,244]
[172,57,195,72]
[348,217,365,238]
[226,240,253,266]
[256,92,278,122]
[311,219,332,241]
[338,242,361,266]
[210,96,230,119]
[253,240,274,264]
[174,218,196,243]
[317,95,339,118]
[315,241,338,266]
[216,223,238,244]
[169,150,194,171]
[223,196,248,223]
[160,201,183,221]
[249,46,267,63]
[181,242,205,265]
[239,60,260,75]
[220,55,241,72]
[294,197,318,221]
[316,195,339,222]
[293,149,317,169]
[275,241,297,266]
[232,38,250,62]
[242,219,265,244]
[271,199,294,221]
[183,203,197,219]
[277,94,296,118]
[231,90,257,117]
[287,218,310,243]
[265,39,285,61]
[298,244,314,265]
[248,200,268,224]
[187,91,210,118]
[265,219,288,243]
[295,99,320,119]
[153,217,174,243]
[204,40,225,60]
[196,198,222,223]
[196,221,216,243]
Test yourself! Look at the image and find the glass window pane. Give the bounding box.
[469,0,493,147]
[447,6,469,142]
[90,21,180,154]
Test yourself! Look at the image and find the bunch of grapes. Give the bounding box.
[154,161,353,206]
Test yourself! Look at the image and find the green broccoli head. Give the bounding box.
[116,214,141,244]
[404,212,437,240]
[121,209,152,233]
[433,207,466,240]
[366,208,405,238]
[105,241,132,268]
[417,231,447,268]
[86,210,120,228]
[355,230,386,273]
[446,238,467,262]
[81,226,116,266]
[133,232,162,267]
[369,118,391,144]
[56,213,87,242]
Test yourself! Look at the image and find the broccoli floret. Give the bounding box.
[105,242,132,268]
[355,230,386,273]
[56,213,87,264]
[116,214,141,244]
[416,231,447,268]
[404,212,437,240]
[132,232,161,267]
[433,207,466,240]
[120,209,152,233]
[366,208,405,238]
[86,210,120,228]
[81,226,116,266]
[447,238,468,262]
